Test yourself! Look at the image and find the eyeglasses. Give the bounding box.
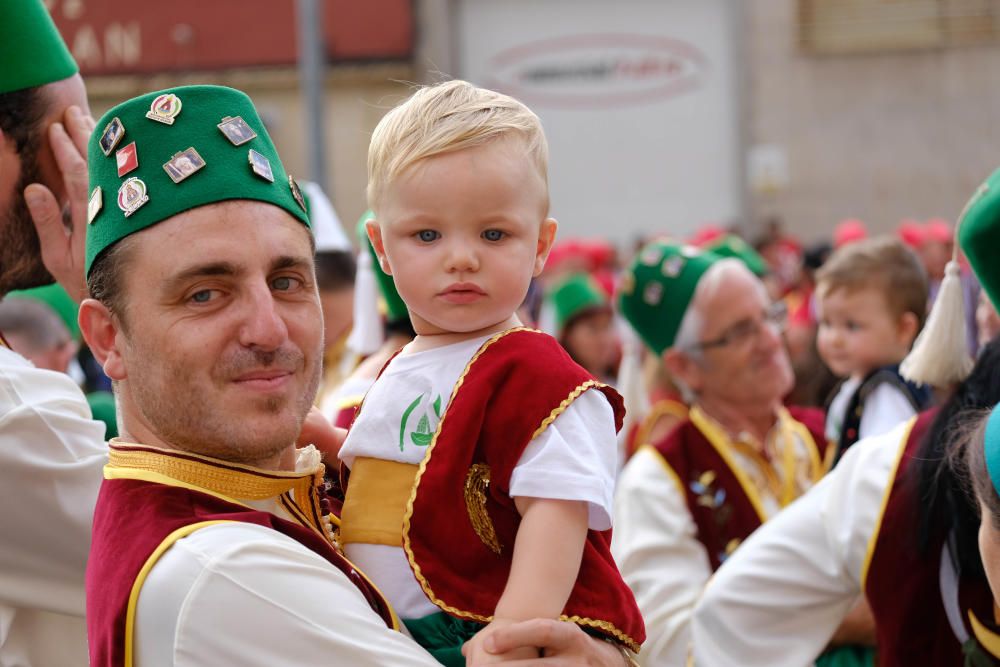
[691,301,788,351]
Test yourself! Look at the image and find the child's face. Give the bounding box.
[369,138,557,338]
[562,309,618,377]
[815,284,915,379]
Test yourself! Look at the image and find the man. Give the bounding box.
[0,3,107,665]
[80,84,634,666]
[691,170,1000,666]
[613,241,833,665]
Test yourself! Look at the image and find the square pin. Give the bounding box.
[248,149,274,182]
[218,116,257,146]
[87,187,102,224]
[163,147,206,184]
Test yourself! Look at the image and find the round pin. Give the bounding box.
[117,177,149,218]
[145,93,183,125]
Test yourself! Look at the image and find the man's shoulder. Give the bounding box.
[0,346,92,413]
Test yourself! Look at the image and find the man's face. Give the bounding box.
[682,264,793,408]
[111,200,323,465]
[0,74,89,293]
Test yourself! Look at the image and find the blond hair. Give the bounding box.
[367,79,549,212]
[816,236,928,326]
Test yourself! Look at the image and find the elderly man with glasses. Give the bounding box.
[612,240,832,666]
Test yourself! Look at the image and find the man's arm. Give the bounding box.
[692,423,908,667]
[612,446,713,666]
[0,352,106,614]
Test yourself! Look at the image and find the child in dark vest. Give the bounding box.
[816,236,932,463]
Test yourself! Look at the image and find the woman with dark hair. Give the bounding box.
[691,335,1000,666]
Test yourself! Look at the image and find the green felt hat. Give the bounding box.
[7,283,80,340]
[703,234,768,277]
[618,240,723,355]
[959,167,1000,311]
[0,1,78,94]
[86,391,118,439]
[548,273,609,333]
[357,210,409,322]
[86,85,310,276]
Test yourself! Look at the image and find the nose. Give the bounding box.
[238,282,289,351]
[757,316,783,352]
[444,236,479,274]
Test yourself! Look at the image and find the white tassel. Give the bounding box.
[900,260,974,387]
[345,251,383,358]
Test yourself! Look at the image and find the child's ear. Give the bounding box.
[898,311,920,347]
[532,217,558,277]
[366,220,392,275]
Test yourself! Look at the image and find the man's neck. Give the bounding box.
[695,394,780,445]
[117,425,295,471]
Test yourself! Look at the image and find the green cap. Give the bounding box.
[0,1,77,94]
[618,240,723,355]
[7,283,80,340]
[704,234,768,277]
[86,85,310,276]
[548,273,609,333]
[958,168,1000,311]
[357,210,409,322]
[86,391,118,439]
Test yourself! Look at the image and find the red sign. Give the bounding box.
[45,0,413,76]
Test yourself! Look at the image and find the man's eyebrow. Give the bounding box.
[271,255,313,272]
[164,261,242,291]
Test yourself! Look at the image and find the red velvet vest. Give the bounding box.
[358,327,645,652]
[866,410,1000,665]
[87,445,396,667]
[652,406,828,570]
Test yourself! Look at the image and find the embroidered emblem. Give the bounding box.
[399,393,443,450]
[464,463,502,555]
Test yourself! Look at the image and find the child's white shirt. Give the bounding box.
[338,333,618,619]
[825,377,919,444]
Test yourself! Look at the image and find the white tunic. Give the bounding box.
[691,421,908,667]
[338,334,619,619]
[0,345,106,666]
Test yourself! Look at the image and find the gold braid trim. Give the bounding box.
[464,463,502,554]
[402,327,641,653]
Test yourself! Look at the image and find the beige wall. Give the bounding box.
[86,63,415,248]
[747,0,1000,242]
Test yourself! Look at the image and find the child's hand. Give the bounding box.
[462,618,539,665]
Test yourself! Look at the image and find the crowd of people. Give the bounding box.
[6,2,1000,666]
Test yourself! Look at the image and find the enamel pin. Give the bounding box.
[115,141,139,177]
[117,177,149,217]
[248,149,274,182]
[218,116,257,146]
[288,176,306,211]
[145,93,183,125]
[87,187,102,224]
[163,147,206,184]
[98,117,125,156]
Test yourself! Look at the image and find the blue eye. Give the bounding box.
[272,276,293,291]
[483,229,504,242]
[191,290,214,304]
[417,230,440,242]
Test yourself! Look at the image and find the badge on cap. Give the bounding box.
[98,117,125,156]
[248,149,274,182]
[88,187,102,224]
[115,141,139,177]
[289,176,306,212]
[640,245,663,266]
[662,255,685,278]
[642,280,663,307]
[218,116,257,146]
[117,177,149,218]
[163,147,206,184]
[146,93,183,125]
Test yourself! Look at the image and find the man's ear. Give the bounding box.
[366,220,392,275]
[662,347,700,395]
[79,298,127,381]
[533,217,558,277]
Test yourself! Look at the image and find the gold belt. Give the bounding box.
[340,457,419,547]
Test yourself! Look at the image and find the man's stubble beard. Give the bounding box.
[0,135,57,295]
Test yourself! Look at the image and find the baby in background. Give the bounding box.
[815,236,932,464]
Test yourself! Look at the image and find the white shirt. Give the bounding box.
[691,422,907,667]
[826,378,919,444]
[339,334,619,619]
[611,410,824,667]
[0,346,106,666]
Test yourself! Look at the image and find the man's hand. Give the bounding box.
[463,618,537,665]
[26,104,94,303]
[473,619,630,666]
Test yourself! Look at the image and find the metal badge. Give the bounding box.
[640,245,663,266]
[642,280,663,307]
[288,175,306,211]
[98,117,125,156]
[145,93,183,125]
[217,116,257,146]
[115,141,139,177]
[248,149,274,182]
[117,177,149,218]
[662,255,685,278]
[163,147,206,184]
[87,187,102,224]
